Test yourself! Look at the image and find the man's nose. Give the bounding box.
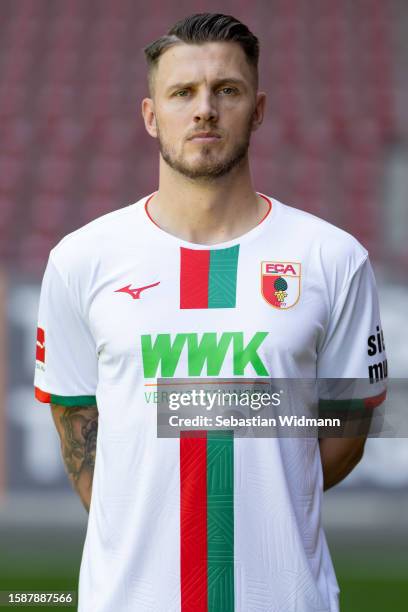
[193,91,218,123]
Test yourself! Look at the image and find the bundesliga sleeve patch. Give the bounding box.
[36,327,46,363]
[261,261,301,309]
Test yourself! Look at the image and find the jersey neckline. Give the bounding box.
[142,191,276,250]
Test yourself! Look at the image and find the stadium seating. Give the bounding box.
[0,0,403,273]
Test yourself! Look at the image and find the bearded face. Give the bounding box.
[143,41,263,183]
[156,108,254,181]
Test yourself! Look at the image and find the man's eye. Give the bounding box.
[174,90,189,97]
[218,87,237,95]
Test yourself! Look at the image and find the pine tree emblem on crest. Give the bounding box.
[274,277,288,303]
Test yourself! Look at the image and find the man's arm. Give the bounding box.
[318,437,366,491]
[51,404,98,512]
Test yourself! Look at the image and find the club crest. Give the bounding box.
[261,261,301,309]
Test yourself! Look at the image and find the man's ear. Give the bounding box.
[251,91,266,132]
[141,98,158,138]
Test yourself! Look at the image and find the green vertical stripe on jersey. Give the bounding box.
[207,430,234,612]
[208,246,239,309]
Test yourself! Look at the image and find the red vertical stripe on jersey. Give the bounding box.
[180,248,210,309]
[180,431,208,612]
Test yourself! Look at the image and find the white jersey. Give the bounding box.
[34,193,387,612]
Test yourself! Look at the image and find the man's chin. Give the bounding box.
[176,164,233,180]
[161,145,249,180]
[181,150,248,177]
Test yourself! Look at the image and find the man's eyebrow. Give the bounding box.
[165,77,247,93]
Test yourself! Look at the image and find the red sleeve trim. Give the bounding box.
[363,389,387,409]
[34,386,97,406]
[35,386,51,403]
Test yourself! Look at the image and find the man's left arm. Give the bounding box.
[316,255,387,490]
[318,437,367,491]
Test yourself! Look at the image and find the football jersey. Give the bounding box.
[34,193,387,612]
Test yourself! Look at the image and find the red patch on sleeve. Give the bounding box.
[36,327,45,363]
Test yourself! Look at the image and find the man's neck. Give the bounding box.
[147,158,269,245]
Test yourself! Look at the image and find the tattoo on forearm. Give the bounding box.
[57,407,98,502]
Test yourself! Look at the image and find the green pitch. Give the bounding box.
[0,528,407,611]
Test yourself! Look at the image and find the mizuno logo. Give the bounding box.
[115,282,160,300]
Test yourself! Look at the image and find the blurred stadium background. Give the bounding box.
[0,0,407,610]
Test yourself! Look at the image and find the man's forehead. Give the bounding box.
[156,41,252,84]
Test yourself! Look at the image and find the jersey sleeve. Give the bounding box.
[34,254,98,406]
[317,255,387,408]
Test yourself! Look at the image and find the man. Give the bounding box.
[34,13,387,612]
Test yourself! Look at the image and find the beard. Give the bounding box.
[157,117,253,181]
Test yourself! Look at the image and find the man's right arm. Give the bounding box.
[50,404,98,513]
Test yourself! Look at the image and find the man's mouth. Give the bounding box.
[188,131,222,142]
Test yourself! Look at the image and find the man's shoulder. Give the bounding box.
[272,197,368,262]
[49,195,150,270]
